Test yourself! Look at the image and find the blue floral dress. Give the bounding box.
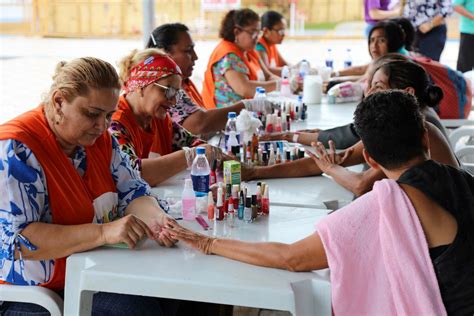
[0,138,150,286]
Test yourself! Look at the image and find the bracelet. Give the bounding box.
[292,133,300,143]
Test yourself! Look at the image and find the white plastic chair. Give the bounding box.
[0,284,63,316]
[449,126,474,173]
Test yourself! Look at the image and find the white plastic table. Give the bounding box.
[64,206,331,316]
[151,169,357,210]
[291,101,358,130]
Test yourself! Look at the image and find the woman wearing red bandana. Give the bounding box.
[111,49,223,186]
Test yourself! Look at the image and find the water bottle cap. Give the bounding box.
[260,88,266,93]
[298,95,303,102]
[196,147,206,155]
[228,112,237,118]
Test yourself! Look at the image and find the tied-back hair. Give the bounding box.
[370,57,444,109]
[390,17,415,51]
[219,8,260,42]
[354,91,426,170]
[43,57,120,108]
[261,10,284,30]
[146,23,189,52]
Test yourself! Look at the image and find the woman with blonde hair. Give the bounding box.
[112,48,224,186]
[0,57,179,314]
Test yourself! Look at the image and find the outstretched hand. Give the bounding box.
[164,222,215,255]
[149,215,179,248]
[305,140,353,174]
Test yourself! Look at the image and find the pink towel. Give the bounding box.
[316,179,447,315]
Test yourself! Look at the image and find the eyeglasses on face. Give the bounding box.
[236,25,261,40]
[153,82,178,100]
[272,28,285,36]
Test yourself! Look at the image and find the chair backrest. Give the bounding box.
[0,284,63,316]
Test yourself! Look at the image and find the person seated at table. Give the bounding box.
[256,10,289,76]
[330,19,408,79]
[262,54,450,149]
[245,59,459,196]
[146,23,277,137]
[0,57,179,315]
[168,91,474,315]
[202,8,281,109]
[112,48,230,186]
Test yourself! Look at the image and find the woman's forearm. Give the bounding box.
[17,222,104,260]
[246,157,323,180]
[182,103,246,135]
[324,165,384,196]
[210,232,328,272]
[141,151,187,186]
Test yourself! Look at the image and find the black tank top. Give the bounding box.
[398,160,474,315]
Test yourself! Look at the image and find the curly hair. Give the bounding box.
[354,91,425,169]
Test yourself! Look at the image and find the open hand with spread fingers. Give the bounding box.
[305,140,353,174]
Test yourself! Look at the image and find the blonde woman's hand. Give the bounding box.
[164,221,215,254]
[149,215,179,247]
[101,214,152,249]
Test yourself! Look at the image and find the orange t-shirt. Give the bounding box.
[202,40,261,109]
[112,96,173,157]
[257,37,283,67]
[0,106,117,291]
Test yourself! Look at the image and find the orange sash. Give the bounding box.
[258,37,282,67]
[0,106,116,291]
[182,79,205,108]
[112,96,173,157]
[202,40,261,109]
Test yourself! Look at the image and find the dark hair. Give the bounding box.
[146,23,189,51]
[219,8,260,42]
[368,21,405,54]
[390,17,415,51]
[261,10,284,30]
[372,59,444,108]
[354,91,425,169]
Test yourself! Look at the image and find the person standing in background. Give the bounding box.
[454,0,474,72]
[404,0,453,61]
[364,0,401,36]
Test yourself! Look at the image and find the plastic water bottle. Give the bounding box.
[299,59,310,81]
[227,130,239,154]
[191,147,210,214]
[280,65,291,97]
[224,112,240,149]
[181,178,196,220]
[325,48,333,69]
[344,48,352,68]
[253,86,263,99]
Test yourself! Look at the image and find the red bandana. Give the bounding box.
[124,54,182,92]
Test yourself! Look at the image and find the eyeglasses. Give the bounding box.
[272,28,285,36]
[153,82,179,100]
[236,26,261,40]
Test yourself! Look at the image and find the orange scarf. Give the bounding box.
[202,40,261,109]
[182,78,205,108]
[112,96,173,157]
[258,37,282,67]
[0,106,116,291]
